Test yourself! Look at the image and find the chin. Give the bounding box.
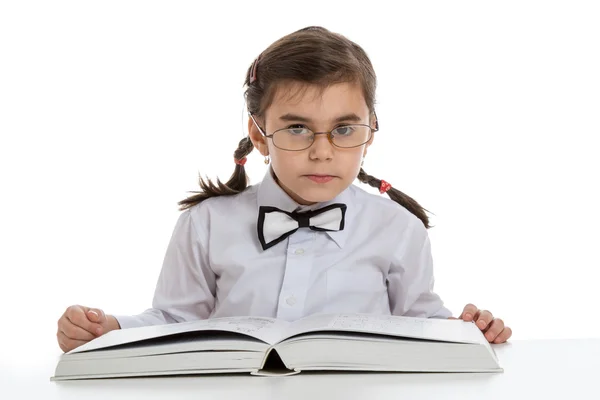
[295,188,340,204]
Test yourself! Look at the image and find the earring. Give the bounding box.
[361,157,365,167]
[264,156,270,165]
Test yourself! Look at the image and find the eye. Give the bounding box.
[332,125,356,136]
[286,124,311,135]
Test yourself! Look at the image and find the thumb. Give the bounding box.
[86,308,106,324]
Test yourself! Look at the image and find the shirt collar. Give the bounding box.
[256,167,354,249]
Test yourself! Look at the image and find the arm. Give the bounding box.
[386,214,513,343]
[387,215,452,319]
[113,208,216,329]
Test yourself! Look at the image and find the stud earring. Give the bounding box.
[264,156,270,165]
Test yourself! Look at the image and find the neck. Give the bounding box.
[271,168,317,206]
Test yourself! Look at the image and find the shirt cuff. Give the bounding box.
[112,314,150,330]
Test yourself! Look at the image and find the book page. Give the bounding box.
[68,316,291,355]
[278,313,487,345]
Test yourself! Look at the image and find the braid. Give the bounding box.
[357,168,433,228]
[233,135,254,162]
[177,137,255,211]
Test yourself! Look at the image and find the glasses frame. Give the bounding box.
[249,112,379,151]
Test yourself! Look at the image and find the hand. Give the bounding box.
[56,305,120,353]
[449,303,512,343]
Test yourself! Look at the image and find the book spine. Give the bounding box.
[253,347,298,376]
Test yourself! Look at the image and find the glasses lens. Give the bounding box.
[272,128,314,150]
[331,125,372,148]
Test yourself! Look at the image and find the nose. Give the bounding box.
[308,133,334,161]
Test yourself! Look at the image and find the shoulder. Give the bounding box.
[350,184,421,223]
[348,184,428,241]
[183,184,260,227]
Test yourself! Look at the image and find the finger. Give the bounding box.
[476,310,494,330]
[460,304,479,321]
[493,327,513,344]
[483,318,505,342]
[86,308,106,324]
[66,306,104,336]
[60,319,97,341]
[57,330,88,353]
[472,309,482,323]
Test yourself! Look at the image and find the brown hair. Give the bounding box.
[178,26,433,228]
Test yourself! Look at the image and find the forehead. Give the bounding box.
[266,81,369,120]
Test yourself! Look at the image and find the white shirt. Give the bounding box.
[115,168,452,329]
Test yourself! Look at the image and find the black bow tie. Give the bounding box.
[257,203,347,250]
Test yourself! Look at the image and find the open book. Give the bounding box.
[51,313,502,380]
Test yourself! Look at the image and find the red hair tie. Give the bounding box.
[234,157,247,166]
[379,180,392,194]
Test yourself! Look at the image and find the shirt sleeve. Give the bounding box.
[387,215,452,319]
[113,207,216,329]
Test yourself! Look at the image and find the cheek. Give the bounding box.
[270,152,302,180]
[340,151,365,184]
[345,149,365,170]
[272,151,296,166]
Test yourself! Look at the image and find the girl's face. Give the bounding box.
[249,81,375,205]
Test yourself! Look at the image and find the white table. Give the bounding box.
[4,339,600,399]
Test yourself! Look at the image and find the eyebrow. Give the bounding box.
[278,113,363,124]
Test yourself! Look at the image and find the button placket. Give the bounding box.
[276,230,315,320]
[286,296,297,306]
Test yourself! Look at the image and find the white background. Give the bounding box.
[1,0,599,365]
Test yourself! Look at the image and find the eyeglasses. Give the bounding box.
[249,113,379,151]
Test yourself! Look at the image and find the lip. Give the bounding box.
[304,174,335,183]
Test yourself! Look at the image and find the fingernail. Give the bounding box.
[96,327,102,335]
[464,313,472,320]
[478,320,487,329]
[89,311,98,318]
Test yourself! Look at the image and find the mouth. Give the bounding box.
[304,174,336,183]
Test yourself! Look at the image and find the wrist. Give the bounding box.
[107,315,122,332]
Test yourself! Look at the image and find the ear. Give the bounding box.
[371,111,379,132]
[363,128,375,157]
[248,116,269,156]
[362,112,377,157]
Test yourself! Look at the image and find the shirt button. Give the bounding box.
[286,296,297,306]
[294,248,305,255]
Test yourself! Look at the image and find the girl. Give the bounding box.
[57,26,512,353]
